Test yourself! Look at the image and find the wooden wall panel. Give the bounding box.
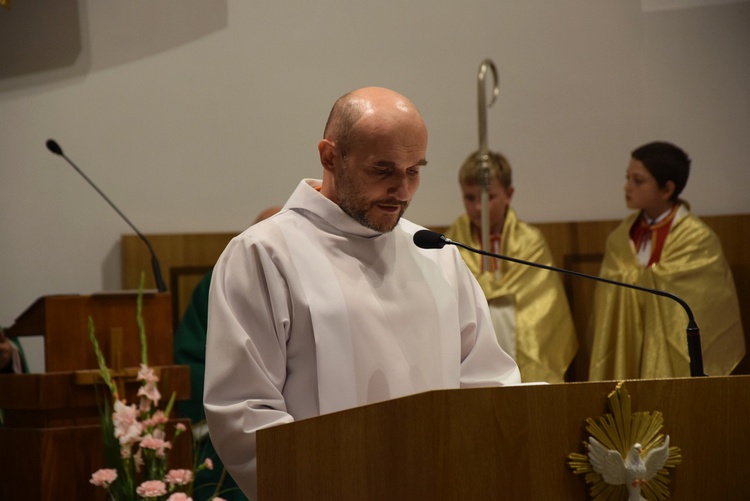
[122,214,750,379]
[122,232,237,327]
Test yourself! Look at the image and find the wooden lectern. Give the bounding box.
[257,376,750,499]
[0,292,191,500]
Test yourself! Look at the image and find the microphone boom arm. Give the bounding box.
[445,234,706,377]
[46,139,167,292]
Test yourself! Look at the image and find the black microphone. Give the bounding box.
[413,229,706,377]
[46,139,167,293]
[413,229,450,249]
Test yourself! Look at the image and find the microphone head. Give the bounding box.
[46,139,63,156]
[413,229,447,249]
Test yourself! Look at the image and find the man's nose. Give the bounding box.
[388,172,412,199]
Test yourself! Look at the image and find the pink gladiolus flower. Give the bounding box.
[164,468,193,486]
[143,410,169,428]
[137,364,159,383]
[136,479,167,497]
[137,365,162,407]
[140,433,172,458]
[89,468,118,487]
[203,458,214,471]
[138,381,162,407]
[175,423,186,432]
[167,493,192,501]
[113,399,143,447]
[153,427,167,440]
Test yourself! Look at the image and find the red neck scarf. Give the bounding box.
[472,226,503,274]
[629,204,679,266]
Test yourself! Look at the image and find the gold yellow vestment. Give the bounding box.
[446,209,578,383]
[589,208,745,380]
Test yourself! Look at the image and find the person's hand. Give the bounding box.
[0,329,12,371]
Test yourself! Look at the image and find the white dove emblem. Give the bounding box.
[588,435,671,501]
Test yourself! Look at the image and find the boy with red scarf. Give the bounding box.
[589,141,744,380]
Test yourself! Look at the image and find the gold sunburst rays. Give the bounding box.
[568,382,682,500]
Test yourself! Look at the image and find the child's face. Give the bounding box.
[624,158,672,213]
[461,177,514,234]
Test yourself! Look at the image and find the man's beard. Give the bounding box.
[335,165,409,233]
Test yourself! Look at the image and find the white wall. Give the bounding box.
[2,1,749,372]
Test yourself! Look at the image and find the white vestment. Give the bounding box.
[204,179,520,499]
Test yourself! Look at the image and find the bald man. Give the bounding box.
[203,87,520,499]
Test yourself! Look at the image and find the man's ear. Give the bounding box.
[318,139,336,173]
